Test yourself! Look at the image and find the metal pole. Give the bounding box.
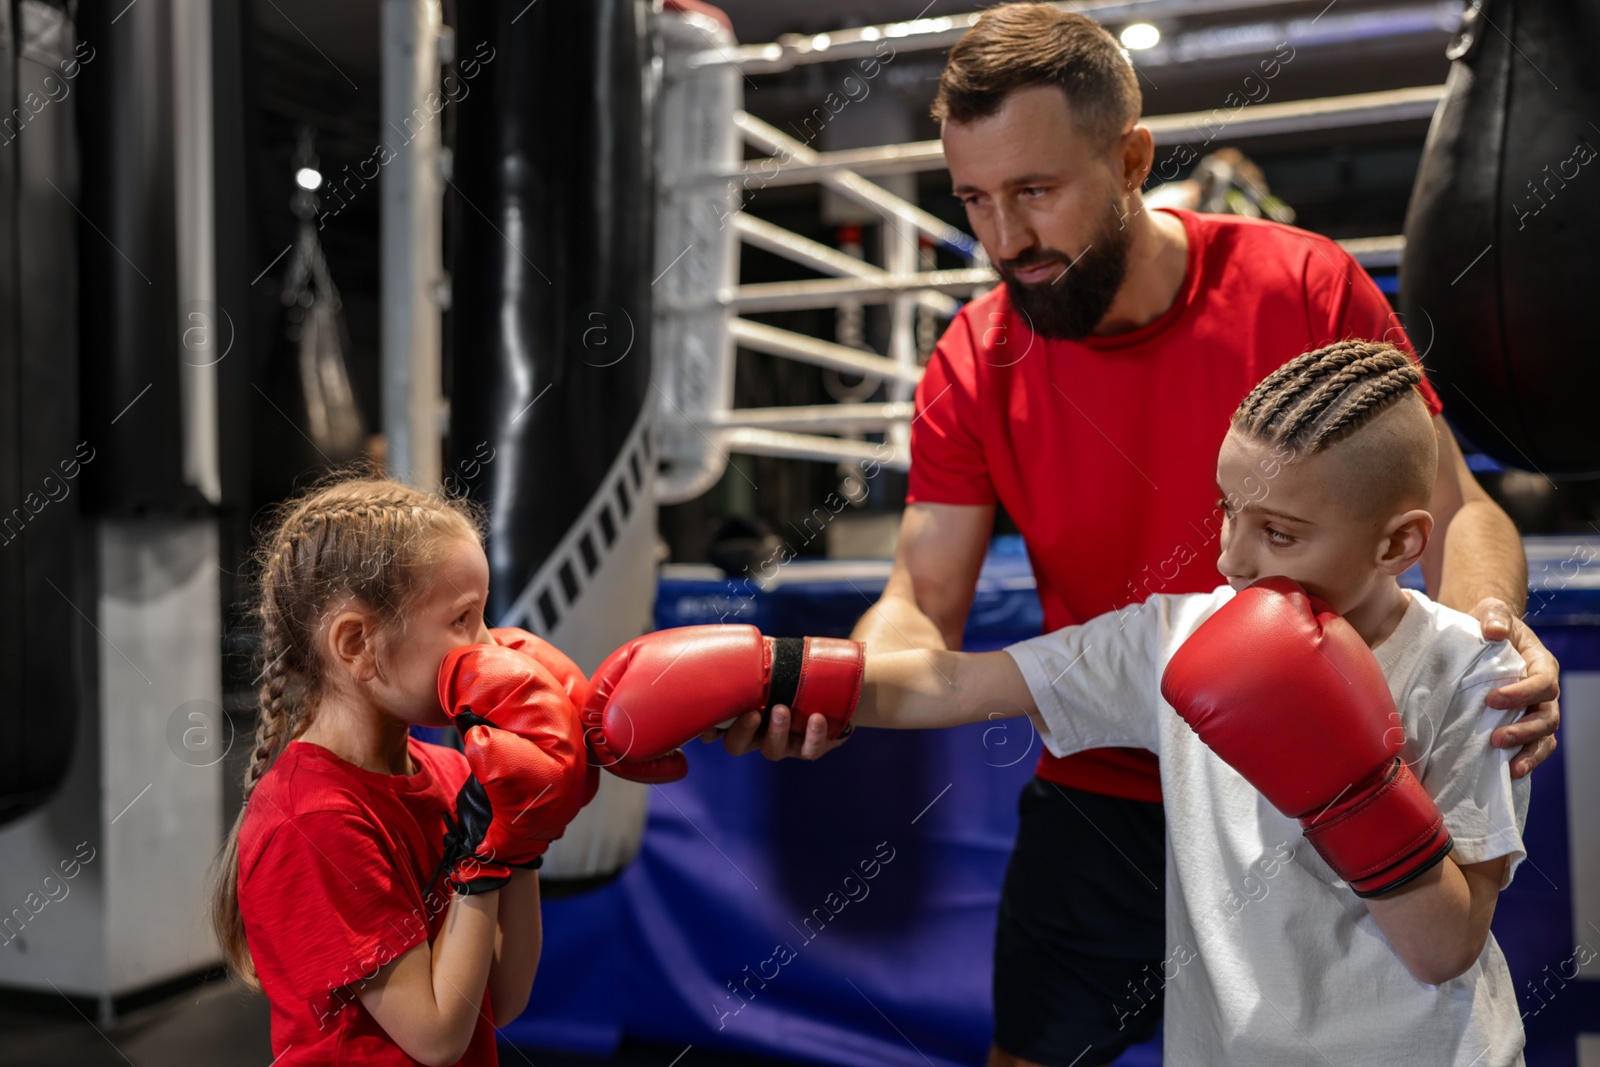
[716,85,1447,188]
[883,195,918,457]
[735,213,960,316]
[730,318,924,384]
[736,111,986,265]
[381,0,445,489]
[173,0,220,503]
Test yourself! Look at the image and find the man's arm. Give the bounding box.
[1423,417,1559,778]
[1421,419,1525,611]
[709,501,994,759]
[852,501,994,652]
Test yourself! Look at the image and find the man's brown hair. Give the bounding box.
[932,3,1141,149]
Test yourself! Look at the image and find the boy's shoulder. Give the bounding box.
[1082,585,1237,656]
[1139,585,1237,636]
[1386,591,1526,691]
[1141,587,1525,688]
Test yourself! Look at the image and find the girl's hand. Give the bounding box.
[432,643,592,894]
[433,726,584,896]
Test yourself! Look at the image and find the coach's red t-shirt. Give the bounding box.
[907,207,1442,802]
[238,737,498,1066]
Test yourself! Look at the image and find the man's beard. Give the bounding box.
[1001,210,1133,341]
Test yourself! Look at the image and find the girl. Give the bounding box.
[211,475,582,1066]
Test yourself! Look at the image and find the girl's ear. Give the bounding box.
[325,607,379,683]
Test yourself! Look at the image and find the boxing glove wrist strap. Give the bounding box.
[767,636,863,740]
[767,637,804,712]
[1301,758,1454,898]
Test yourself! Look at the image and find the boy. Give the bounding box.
[850,339,1529,1064]
[579,338,1529,1063]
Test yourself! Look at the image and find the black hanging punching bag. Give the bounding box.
[1400,0,1600,475]
[450,0,657,880]
[0,2,83,823]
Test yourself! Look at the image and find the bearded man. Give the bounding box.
[712,6,1561,1066]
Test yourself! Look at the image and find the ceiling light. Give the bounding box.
[1120,23,1161,50]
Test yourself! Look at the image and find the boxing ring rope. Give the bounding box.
[655,35,1432,504]
[729,271,997,312]
[712,86,1446,190]
[687,0,1452,75]
[733,214,963,317]
[727,319,922,384]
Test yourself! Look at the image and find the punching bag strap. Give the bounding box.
[1447,0,1492,61]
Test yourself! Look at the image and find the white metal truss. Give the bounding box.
[651,4,1432,504]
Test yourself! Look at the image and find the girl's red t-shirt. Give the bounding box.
[238,737,498,1066]
[906,207,1443,803]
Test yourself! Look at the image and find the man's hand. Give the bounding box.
[697,705,851,761]
[1471,597,1560,779]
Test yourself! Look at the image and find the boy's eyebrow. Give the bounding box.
[1241,502,1312,525]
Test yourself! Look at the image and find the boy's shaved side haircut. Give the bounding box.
[1234,339,1439,516]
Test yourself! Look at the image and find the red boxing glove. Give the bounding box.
[1159,577,1453,898]
[431,644,589,894]
[432,727,574,895]
[582,625,864,784]
[490,627,600,806]
[491,627,590,706]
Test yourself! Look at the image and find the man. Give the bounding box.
[711,6,1560,1066]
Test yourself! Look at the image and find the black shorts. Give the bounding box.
[992,778,1167,1066]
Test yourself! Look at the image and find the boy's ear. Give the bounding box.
[325,607,380,683]
[1376,508,1432,576]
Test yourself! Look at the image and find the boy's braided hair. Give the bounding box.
[1233,339,1424,453]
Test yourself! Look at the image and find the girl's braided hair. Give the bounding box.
[210,472,483,987]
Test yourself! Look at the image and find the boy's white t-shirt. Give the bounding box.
[1004,586,1530,1067]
